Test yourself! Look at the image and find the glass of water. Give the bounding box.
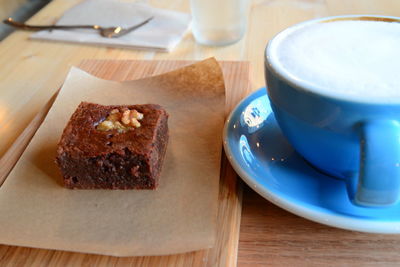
[190,0,250,46]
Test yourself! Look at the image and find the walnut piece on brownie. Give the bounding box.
[55,102,169,189]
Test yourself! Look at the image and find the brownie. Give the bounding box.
[55,102,169,189]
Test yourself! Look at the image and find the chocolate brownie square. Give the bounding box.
[56,102,169,189]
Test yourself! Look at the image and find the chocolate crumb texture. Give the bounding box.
[55,102,169,190]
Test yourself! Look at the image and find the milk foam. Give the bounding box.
[274,20,400,99]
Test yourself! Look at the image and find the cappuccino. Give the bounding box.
[270,18,400,100]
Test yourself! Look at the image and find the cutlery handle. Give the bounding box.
[3,18,95,31]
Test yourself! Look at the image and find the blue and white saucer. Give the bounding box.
[224,88,400,233]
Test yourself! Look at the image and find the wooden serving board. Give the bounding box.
[0,59,251,267]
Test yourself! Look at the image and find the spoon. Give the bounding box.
[3,17,153,38]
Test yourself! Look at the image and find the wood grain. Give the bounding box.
[2,0,400,266]
[2,0,400,158]
[0,59,251,267]
[0,91,58,186]
[238,186,400,267]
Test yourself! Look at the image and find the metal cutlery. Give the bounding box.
[3,17,153,38]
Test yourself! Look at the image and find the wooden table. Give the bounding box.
[2,0,400,266]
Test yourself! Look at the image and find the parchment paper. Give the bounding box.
[0,58,225,256]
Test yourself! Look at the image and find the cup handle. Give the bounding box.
[355,120,400,207]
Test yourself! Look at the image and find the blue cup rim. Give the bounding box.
[264,14,400,105]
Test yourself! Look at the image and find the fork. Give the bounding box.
[3,17,153,38]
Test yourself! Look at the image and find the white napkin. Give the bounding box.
[31,0,191,52]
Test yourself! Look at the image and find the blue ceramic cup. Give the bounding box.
[264,15,400,207]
